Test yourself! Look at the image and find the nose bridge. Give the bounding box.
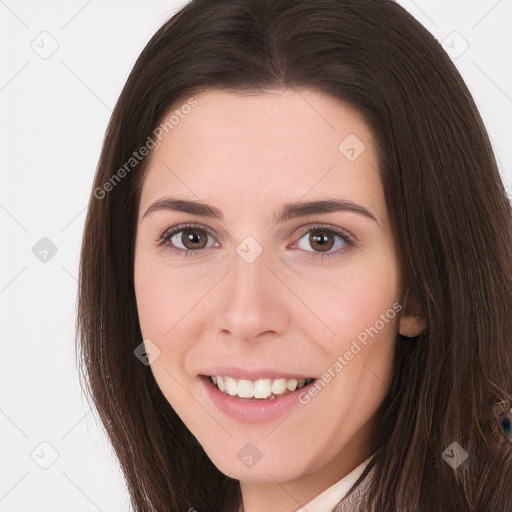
[217,237,289,340]
[232,239,269,298]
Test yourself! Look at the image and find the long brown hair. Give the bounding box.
[75,1,512,510]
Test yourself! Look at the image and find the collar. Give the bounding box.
[293,453,375,512]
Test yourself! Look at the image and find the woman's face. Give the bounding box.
[134,89,419,488]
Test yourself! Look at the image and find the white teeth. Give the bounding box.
[209,375,312,399]
[225,376,238,396]
[254,379,272,399]
[286,379,298,391]
[237,379,254,398]
[271,378,287,394]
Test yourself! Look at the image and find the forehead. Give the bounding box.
[139,89,383,222]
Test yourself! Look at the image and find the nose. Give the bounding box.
[214,242,291,343]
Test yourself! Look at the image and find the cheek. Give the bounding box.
[133,256,197,405]
[134,260,170,339]
[134,253,202,339]
[296,252,401,351]
[133,252,218,375]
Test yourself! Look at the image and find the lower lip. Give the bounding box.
[199,375,316,424]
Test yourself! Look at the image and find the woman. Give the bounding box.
[76,1,512,510]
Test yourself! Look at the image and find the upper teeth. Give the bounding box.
[210,376,312,399]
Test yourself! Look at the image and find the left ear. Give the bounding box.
[398,285,427,338]
[398,310,427,338]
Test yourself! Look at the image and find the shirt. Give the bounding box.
[238,453,375,512]
[293,453,375,512]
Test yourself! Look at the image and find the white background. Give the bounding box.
[1,1,511,510]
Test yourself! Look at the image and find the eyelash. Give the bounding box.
[156,223,355,260]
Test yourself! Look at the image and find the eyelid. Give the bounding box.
[157,222,217,244]
[157,221,356,258]
[293,223,355,243]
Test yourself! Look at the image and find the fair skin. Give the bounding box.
[133,89,424,512]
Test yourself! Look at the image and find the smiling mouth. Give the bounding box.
[205,375,316,400]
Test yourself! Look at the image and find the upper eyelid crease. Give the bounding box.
[158,224,355,257]
[142,197,380,228]
[158,224,352,248]
[158,222,354,243]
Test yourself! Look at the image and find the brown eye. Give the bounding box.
[159,224,216,256]
[308,230,335,252]
[295,226,353,260]
[179,228,209,250]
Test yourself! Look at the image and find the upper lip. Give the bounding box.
[200,367,315,380]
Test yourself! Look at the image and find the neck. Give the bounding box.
[239,445,373,512]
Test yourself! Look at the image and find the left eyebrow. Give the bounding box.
[275,198,379,226]
[142,197,379,227]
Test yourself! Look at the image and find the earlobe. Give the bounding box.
[398,311,427,338]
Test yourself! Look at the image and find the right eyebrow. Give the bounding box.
[142,198,224,220]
